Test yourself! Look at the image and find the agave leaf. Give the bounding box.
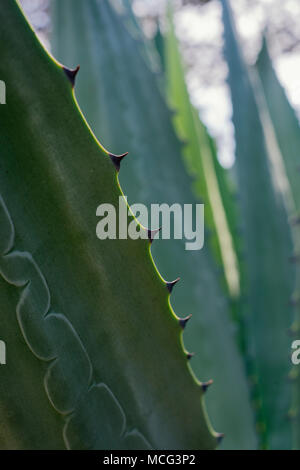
[163,8,257,445]
[0,0,218,450]
[256,40,300,214]
[203,129,246,327]
[51,0,257,449]
[221,0,295,449]
[255,38,300,449]
[154,24,166,74]
[164,9,240,301]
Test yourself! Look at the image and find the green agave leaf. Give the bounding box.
[0,0,218,450]
[256,40,300,214]
[221,0,295,449]
[208,139,242,284]
[164,9,240,301]
[205,133,246,329]
[255,38,300,449]
[163,5,256,443]
[119,0,162,76]
[51,0,257,449]
[154,25,165,74]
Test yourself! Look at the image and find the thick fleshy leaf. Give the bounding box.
[0,0,217,450]
[256,40,300,214]
[164,9,241,301]
[51,0,257,449]
[256,38,300,449]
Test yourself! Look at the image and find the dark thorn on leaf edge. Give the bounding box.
[63,65,80,87]
[109,152,129,172]
[179,314,192,329]
[201,379,213,392]
[186,352,194,361]
[166,277,180,293]
[148,227,161,243]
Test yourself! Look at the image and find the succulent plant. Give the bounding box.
[0,0,218,450]
[1,0,299,451]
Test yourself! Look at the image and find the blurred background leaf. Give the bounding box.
[255,37,300,449]
[222,0,295,449]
